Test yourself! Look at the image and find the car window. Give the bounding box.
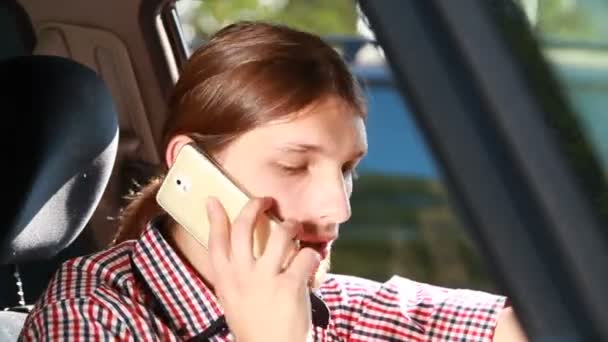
[172,0,497,291]
[518,0,608,225]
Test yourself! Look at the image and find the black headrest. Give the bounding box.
[0,0,36,60]
[0,55,119,264]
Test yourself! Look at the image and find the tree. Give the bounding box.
[536,0,597,40]
[180,0,359,49]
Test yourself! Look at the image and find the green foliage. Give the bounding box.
[536,0,598,40]
[349,173,444,226]
[187,0,358,40]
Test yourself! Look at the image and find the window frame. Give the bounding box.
[159,1,190,70]
[359,0,608,340]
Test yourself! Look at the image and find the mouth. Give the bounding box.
[299,241,330,260]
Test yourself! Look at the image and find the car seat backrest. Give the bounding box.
[0,55,119,265]
[0,54,118,341]
[31,20,162,249]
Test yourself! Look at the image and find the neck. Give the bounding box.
[163,219,217,292]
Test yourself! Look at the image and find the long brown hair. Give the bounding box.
[113,21,366,244]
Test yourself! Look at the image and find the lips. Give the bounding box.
[299,241,330,260]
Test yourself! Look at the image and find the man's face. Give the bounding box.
[216,96,367,286]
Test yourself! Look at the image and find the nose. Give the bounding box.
[316,172,352,225]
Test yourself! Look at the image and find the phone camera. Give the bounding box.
[176,178,189,192]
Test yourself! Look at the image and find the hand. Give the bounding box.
[493,307,528,342]
[206,196,320,342]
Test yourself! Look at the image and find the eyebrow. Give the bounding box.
[276,143,322,153]
[276,143,367,160]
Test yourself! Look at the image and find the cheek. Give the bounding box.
[266,181,307,220]
[234,166,301,214]
[252,173,311,220]
[237,171,278,197]
[224,160,278,201]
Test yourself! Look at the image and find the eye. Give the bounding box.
[277,163,307,175]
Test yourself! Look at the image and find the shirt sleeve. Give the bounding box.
[18,297,134,341]
[345,275,507,341]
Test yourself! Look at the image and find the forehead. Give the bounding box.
[244,97,368,153]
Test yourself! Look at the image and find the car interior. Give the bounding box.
[2,0,608,341]
[0,0,158,339]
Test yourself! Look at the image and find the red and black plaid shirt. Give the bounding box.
[20,219,507,341]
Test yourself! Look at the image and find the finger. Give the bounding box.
[257,220,301,274]
[206,196,230,269]
[231,197,273,265]
[283,247,321,285]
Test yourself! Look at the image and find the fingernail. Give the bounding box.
[314,258,321,271]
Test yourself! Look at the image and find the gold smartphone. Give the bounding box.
[156,143,279,258]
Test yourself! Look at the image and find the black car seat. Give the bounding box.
[0,0,98,312]
[0,0,160,315]
[0,55,118,340]
[29,4,164,250]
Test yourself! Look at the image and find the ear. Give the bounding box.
[165,134,194,169]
